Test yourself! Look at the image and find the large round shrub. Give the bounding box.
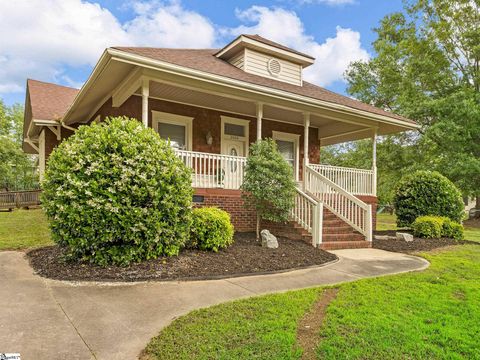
[189,207,234,252]
[393,170,464,228]
[42,117,193,265]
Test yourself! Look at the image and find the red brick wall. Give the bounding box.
[43,127,75,161]
[193,188,256,232]
[92,96,321,172]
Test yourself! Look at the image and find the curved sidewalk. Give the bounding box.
[0,249,428,360]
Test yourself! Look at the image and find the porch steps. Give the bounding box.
[268,207,371,250]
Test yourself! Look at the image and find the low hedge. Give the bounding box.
[412,216,464,240]
[441,218,464,240]
[190,207,234,252]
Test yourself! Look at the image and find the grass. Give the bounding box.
[376,213,398,231]
[143,245,480,359]
[143,288,321,360]
[0,209,52,250]
[377,213,480,243]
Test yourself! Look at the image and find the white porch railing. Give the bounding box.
[305,165,372,241]
[290,188,323,246]
[175,150,246,190]
[309,164,375,196]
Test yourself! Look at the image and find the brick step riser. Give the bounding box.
[320,241,371,250]
[322,234,365,242]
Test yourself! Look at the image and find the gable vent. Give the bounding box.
[267,58,282,76]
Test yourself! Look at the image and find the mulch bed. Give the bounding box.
[27,232,337,282]
[373,230,477,253]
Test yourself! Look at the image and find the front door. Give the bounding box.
[222,139,245,188]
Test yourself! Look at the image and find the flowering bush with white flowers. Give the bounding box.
[41,117,193,265]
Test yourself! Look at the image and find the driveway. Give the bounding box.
[0,249,428,360]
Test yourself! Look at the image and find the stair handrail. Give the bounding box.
[305,165,372,241]
[290,187,323,247]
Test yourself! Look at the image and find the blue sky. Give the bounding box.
[0,0,404,106]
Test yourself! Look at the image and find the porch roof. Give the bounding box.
[23,79,79,153]
[112,47,413,125]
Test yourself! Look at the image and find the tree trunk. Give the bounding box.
[256,213,261,241]
[476,196,480,209]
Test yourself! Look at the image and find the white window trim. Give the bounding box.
[220,115,250,156]
[152,110,193,151]
[272,130,300,181]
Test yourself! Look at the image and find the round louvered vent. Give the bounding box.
[267,58,282,76]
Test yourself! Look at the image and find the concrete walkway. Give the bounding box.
[0,249,429,360]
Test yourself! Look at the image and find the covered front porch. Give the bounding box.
[65,65,412,248]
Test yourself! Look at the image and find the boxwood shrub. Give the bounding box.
[412,216,464,240]
[412,216,444,238]
[190,207,234,252]
[41,117,193,266]
[442,218,464,240]
[393,170,464,228]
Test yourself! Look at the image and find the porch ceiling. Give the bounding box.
[145,80,374,145]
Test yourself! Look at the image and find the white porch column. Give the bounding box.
[141,79,149,127]
[303,112,310,167]
[256,102,263,141]
[372,128,377,196]
[303,112,310,184]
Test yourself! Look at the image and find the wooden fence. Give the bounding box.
[0,190,42,210]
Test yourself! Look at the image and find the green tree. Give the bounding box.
[0,99,38,190]
[344,0,480,204]
[241,139,296,240]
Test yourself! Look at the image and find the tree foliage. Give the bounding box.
[341,0,480,202]
[42,117,193,265]
[0,99,38,190]
[241,139,296,239]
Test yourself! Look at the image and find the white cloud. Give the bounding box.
[231,6,369,86]
[124,1,216,48]
[0,0,216,94]
[0,1,368,97]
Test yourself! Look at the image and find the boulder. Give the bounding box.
[396,232,414,242]
[261,229,279,249]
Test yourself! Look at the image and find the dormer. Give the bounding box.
[215,34,315,86]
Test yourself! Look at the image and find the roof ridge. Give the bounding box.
[112,46,219,51]
[27,78,79,91]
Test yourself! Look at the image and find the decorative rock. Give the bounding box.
[396,232,414,242]
[261,229,279,249]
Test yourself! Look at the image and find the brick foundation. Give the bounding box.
[193,188,256,232]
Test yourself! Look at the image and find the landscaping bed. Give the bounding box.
[373,230,476,253]
[27,232,337,282]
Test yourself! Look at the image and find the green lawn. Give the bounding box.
[143,245,480,359]
[0,209,52,250]
[377,213,480,242]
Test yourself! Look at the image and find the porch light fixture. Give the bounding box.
[206,131,213,145]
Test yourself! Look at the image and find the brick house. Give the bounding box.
[22,34,418,250]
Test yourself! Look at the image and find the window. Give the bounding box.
[272,131,300,181]
[276,140,295,167]
[158,123,186,149]
[152,111,193,151]
[224,123,245,137]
